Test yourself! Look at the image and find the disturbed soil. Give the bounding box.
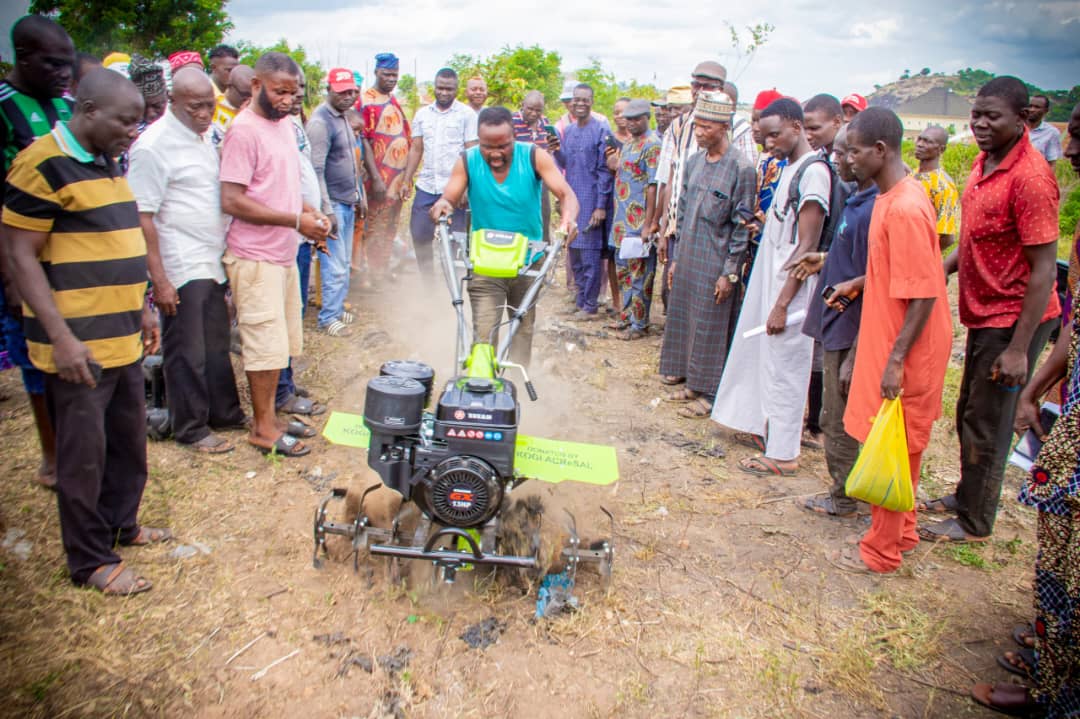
[0,255,1041,718]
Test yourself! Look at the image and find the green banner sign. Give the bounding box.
[321,412,618,486]
[321,411,371,448]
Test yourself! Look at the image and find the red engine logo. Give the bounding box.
[453,410,466,420]
[449,488,474,509]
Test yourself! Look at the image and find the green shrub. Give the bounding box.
[902,140,978,191]
[1061,184,1080,239]
[942,144,979,191]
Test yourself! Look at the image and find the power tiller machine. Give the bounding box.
[313,218,614,584]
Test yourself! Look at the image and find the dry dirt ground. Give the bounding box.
[0,257,1044,718]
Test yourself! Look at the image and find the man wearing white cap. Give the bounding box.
[660,92,757,418]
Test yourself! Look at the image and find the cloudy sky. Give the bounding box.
[3,0,1078,101]
[221,0,1080,100]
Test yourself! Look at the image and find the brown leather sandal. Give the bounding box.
[85,563,153,596]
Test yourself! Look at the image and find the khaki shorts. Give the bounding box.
[223,251,302,371]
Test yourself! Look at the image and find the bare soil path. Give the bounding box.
[0,263,1038,718]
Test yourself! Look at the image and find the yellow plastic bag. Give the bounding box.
[845,398,914,512]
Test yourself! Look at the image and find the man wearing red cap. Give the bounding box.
[307,68,362,337]
[841,94,868,123]
[168,51,204,76]
[750,89,787,263]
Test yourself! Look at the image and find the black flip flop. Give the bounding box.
[996,648,1036,679]
[1013,623,1036,650]
[917,518,991,544]
[802,495,857,519]
[970,682,1040,717]
[286,420,317,438]
[254,433,311,458]
[917,495,958,514]
[276,395,327,416]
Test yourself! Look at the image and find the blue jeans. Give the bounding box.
[276,240,314,407]
[296,241,312,318]
[317,202,355,327]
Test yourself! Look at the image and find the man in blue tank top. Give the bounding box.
[431,106,580,367]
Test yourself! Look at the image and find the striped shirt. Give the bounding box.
[3,122,147,372]
[0,80,73,172]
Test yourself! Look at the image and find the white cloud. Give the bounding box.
[225,0,1080,101]
[849,18,900,48]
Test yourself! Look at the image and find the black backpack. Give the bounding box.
[782,153,853,251]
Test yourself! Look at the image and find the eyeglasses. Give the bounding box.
[691,80,724,91]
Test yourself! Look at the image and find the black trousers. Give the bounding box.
[954,318,1057,537]
[160,279,245,443]
[822,347,860,512]
[46,362,147,584]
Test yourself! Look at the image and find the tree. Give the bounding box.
[446,44,563,112]
[574,58,619,120]
[919,67,931,76]
[30,0,232,59]
[236,39,324,111]
[722,21,774,80]
[395,73,422,118]
[572,58,661,123]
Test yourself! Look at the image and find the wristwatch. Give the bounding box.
[726,273,740,284]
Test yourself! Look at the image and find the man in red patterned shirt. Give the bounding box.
[359,53,408,285]
[922,77,1060,543]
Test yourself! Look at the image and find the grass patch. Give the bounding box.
[944,542,993,569]
[943,537,1025,570]
[940,364,964,416]
[818,589,947,710]
[756,649,802,714]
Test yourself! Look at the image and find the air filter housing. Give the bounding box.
[363,375,425,434]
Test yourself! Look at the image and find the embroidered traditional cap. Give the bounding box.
[753,88,784,111]
[168,50,203,73]
[694,90,736,123]
[622,98,651,119]
[327,67,357,92]
[841,93,868,112]
[374,53,399,70]
[129,54,166,97]
[691,61,727,82]
[667,85,693,105]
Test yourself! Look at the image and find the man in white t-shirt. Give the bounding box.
[128,67,246,453]
[401,67,478,277]
[711,98,829,476]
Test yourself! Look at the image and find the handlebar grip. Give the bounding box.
[525,381,538,402]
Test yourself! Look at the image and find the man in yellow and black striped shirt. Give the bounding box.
[3,68,166,596]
